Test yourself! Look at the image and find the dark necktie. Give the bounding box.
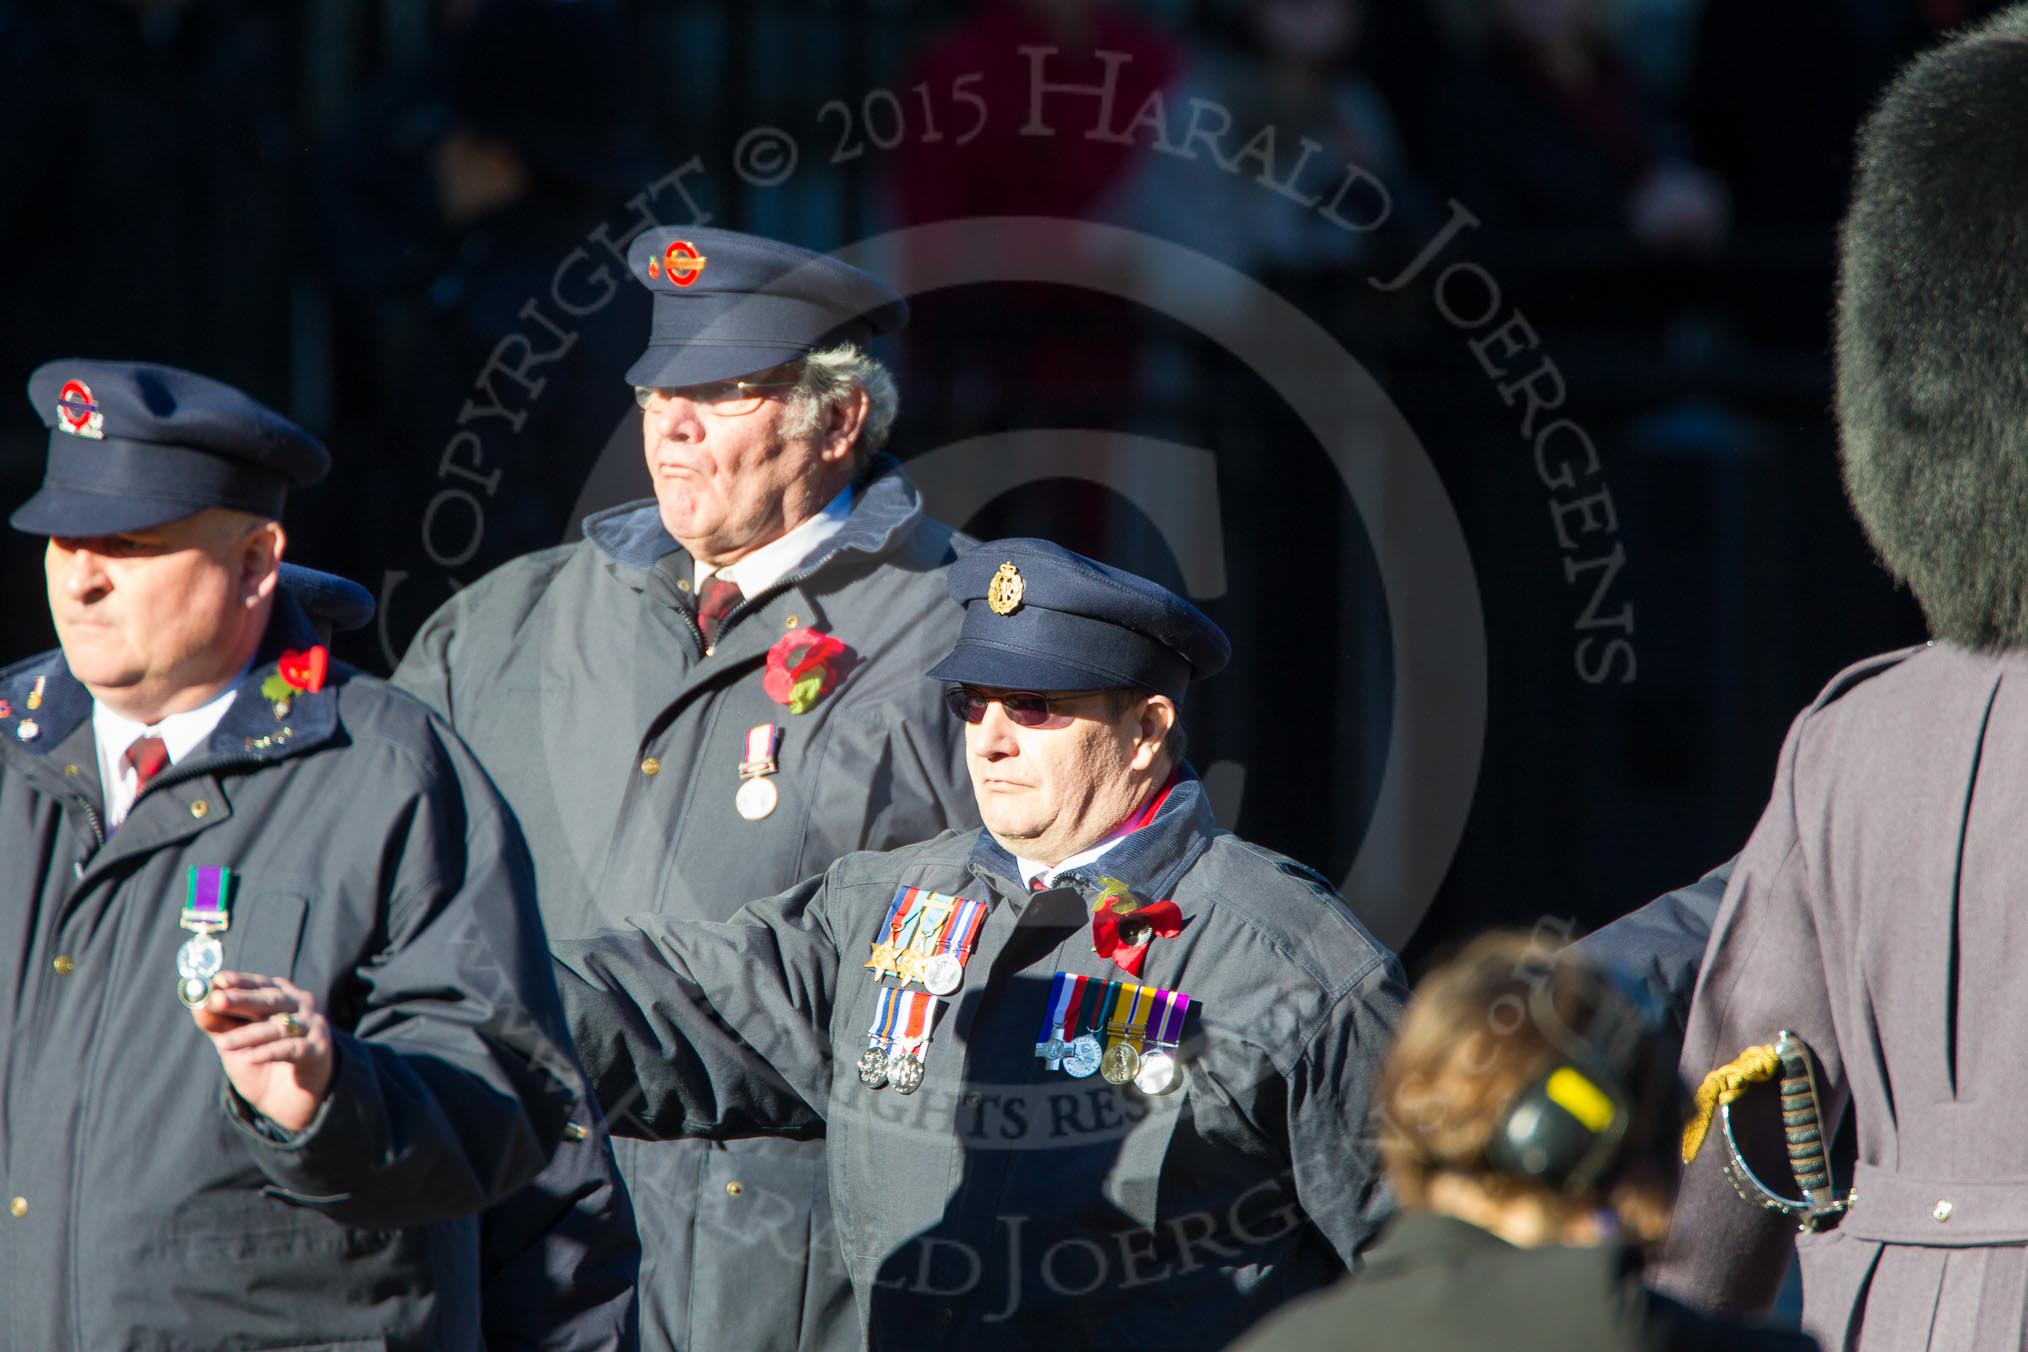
[125,735,170,797]
[696,576,744,648]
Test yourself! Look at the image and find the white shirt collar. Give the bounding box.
[1017,830,1134,892]
[93,675,246,828]
[694,485,855,594]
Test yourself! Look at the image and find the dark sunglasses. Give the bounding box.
[942,685,1099,729]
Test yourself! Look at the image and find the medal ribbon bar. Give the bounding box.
[182,866,232,932]
[738,723,781,779]
[938,897,987,964]
[864,885,915,975]
[1035,972,1068,1052]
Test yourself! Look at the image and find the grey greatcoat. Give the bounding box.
[555,775,1407,1351]
[1654,643,2028,1349]
[395,456,978,1351]
[0,596,578,1352]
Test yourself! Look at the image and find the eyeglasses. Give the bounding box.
[943,685,1110,729]
[634,377,801,417]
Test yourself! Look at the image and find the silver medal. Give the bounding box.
[921,952,964,996]
[1133,1048,1181,1096]
[176,933,223,982]
[736,776,779,821]
[857,1042,890,1089]
[178,975,212,1008]
[1064,1034,1103,1079]
[887,1051,925,1095]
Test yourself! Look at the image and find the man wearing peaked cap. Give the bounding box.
[395,226,976,1352]
[0,359,591,1350]
[553,540,1409,1350]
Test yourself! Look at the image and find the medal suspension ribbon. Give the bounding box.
[1035,972,1067,1053]
[863,886,913,975]
[867,986,902,1048]
[900,891,957,979]
[934,896,987,967]
[1150,989,1189,1050]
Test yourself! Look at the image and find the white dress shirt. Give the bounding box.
[93,678,244,829]
[694,485,854,593]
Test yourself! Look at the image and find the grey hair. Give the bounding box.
[778,343,899,461]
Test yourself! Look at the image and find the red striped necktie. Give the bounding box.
[125,735,170,795]
[696,576,744,647]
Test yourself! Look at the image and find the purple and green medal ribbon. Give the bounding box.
[183,866,231,931]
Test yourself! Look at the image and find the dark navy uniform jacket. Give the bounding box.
[396,456,978,1352]
[0,595,578,1351]
[557,775,1406,1351]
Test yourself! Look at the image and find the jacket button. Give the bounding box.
[190,800,211,819]
[7,1197,25,1218]
[52,955,74,976]
[725,1181,744,1198]
[1935,1200,1953,1222]
[784,614,800,629]
[936,1307,954,1328]
[963,1092,982,1108]
[641,757,661,777]
[677,578,692,592]
[63,764,79,777]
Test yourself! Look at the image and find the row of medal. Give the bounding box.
[862,885,988,997]
[856,886,991,1093]
[1036,971,1191,1096]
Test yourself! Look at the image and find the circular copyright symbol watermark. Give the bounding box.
[732,126,799,187]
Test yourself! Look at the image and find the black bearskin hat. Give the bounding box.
[1838,8,2028,648]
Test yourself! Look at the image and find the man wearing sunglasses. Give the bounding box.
[555,538,1409,1350]
[395,225,975,1352]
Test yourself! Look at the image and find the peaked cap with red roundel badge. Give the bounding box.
[625,226,909,389]
[12,360,330,536]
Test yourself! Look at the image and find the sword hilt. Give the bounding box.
[1775,1029,1832,1205]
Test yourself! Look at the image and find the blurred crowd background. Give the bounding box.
[0,0,1962,966]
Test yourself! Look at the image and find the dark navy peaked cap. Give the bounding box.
[928,540,1231,702]
[12,360,330,536]
[625,226,908,389]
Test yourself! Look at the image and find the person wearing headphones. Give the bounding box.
[1227,933,1815,1351]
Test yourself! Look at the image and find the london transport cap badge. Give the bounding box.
[54,379,106,440]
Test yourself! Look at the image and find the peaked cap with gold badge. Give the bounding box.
[927,539,1230,702]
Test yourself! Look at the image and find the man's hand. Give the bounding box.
[191,971,335,1133]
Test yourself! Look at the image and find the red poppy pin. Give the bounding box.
[260,646,330,716]
[1090,876,1184,977]
[763,628,848,715]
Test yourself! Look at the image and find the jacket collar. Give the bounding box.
[0,593,344,774]
[967,766,1217,906]
[582,453,925,583]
